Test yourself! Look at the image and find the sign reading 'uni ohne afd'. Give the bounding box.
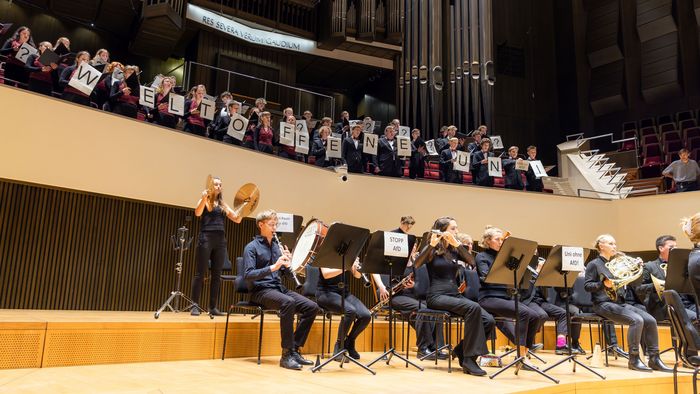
[186,4,315,53]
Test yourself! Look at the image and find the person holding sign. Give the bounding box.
[412,217,492,376]
[374,126,403,177]
[246,97,266,131]
[253,111,275,154]
[278,115,299,160]
[25,41,57,96]
[311,126,333,167]
[58,51,92,106]
[584,234,670,372]
[525,146,544,192]
[502,146,525,190]
[191,176,242,317]
[207,92,233,141]
[471,138,495,187]
[439,138,463,184]
[409,128,426,179]
[342,123,365,173]
[92,62,122,111]
[109,65,140,119]
[183,85,210,136]
[148,75,179,129]
[89,49,110,68]
[0,26,34,87]
[222,100,243,145]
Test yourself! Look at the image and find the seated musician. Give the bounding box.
[316,258,371,360]
[243,210,319,370]
[584,234,671,372]
[413,217,493,376]
[684,214,700,309]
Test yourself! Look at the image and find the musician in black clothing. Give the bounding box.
[207,92,232,141]
[434,126,449,153]
[342,124,364,173]
[525,146,544,192]
[191,176,242,317]
[243,210,319,370]
[317,257,371,360]
[409,128,426,179]
[471,138,494,187]
[414,217,493,376]
[440,138,463,184]
[584,234,671,372]
[683,214,700,306]
[373,126,403,177]
[25,41,57,96]
[476,226,544,366]
[502,146,525,190]
[0,26,33,87]
[58,51,92,106]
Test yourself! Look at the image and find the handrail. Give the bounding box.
[576,186,658,199]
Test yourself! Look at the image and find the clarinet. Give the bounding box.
[272,232,303,290]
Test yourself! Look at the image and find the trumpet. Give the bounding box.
[370,273,414,315]
[272,232,302,290]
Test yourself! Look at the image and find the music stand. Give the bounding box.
[666,248,694,295]
[486,237,559,383]
[362,231,423,371]
[310,223,375,375]
[535,246,605,379]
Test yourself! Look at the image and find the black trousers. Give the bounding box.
[317,292,371,345]
[392,295,440,350]
[528,301,569,337]
[593,302,659,356]
[479,297,544,347]
[427,294,491,358]
[252,287,319,349]
[191,231,226,310]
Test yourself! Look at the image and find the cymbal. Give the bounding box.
[233,183,260,218]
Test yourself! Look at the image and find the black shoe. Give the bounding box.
[571,344,586,355]
[555,345,571,355]
[462,356,487,376]
[611,346,629,359]
[280,349,303,370]
[451,342,464,366]
[628,355,652,372]
[291,347,314,366]
[531,343,543,352]
[190,307,201,316]
[648,355,673,373]
[345,340,360,360]
[437,349,449,360]
[417,347,437,361]
[209,308,225,317]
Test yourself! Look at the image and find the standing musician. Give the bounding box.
[440,138,463,184]
[684,214,700,305]
[471,138,494,187]
[413,217,493,376]
[243,210,319,370]
[502,146,525,190]
[191,176,242,316]
[584,234,671,372]
[317,257,371,360]
[525,146,544,192]
[476,226,544,366]
[342,123,365,173]
[373,126,403,177]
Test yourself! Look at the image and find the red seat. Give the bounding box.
[692,148,700,161]
[643,143,661,158]
[679,119,697,132]
[684,127,700,142]
[677,110,695,123]
[665,151,680,163]
[664,139,683,153]
[640,118,656,129]
[640,126,657,138]
[687,137,700,151]
[643,156,662,166]
[620,140,636,151]
[659,123,676,133]
[662,130,681,143]
[622,121,637,132]
[642,134,659,145]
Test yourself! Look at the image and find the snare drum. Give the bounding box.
[290,219,328,276]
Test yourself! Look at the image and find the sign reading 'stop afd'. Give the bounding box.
[186,4,315,53]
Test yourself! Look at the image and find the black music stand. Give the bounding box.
[666,248,694,295]
[362,231,423,371]
[310,223,375,374]
[486,237,559,384]
[536,246,605,379]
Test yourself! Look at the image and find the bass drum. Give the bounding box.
[290,219,328,277]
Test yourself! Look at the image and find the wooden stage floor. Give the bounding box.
[0,310,694,393]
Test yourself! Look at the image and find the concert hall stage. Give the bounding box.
[0,310,689,393]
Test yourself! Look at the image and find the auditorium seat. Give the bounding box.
[642,134,659,146]
[639,126,657,139]
[677,110,695,123]
[684,127,700,142]
[639,118,656,129]
[692,148,700,161]
[665,151,680,164]
[622,121,637,132]
[658,122,676,133]
[664,139,683,154]
[687,137,700,152]
[679,119,697,133]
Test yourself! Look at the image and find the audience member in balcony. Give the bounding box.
[435,126,449,153]
[1,26,34,87]
[440,126,457,153]
[467,130,482,153]
[342,123,364,173]
[313,116,333,141]
[662,148,700,192]
[89,49,110,68]
[207,91,233,141]
[183,84,210,136]
[278,115,299,160]
[471,138,494,187]
[374,125,403,177]
[440,138,463,184]
[94,62,123,111]
[503,146,525,190]
[302,110,315,132]
[409,128,426,179]
[247,97,266,129]
[282,107,294,122]
[222,100,242,146]
[335,110,350,134]
[312,126,333,167]
[525,145,544,192]
[25,41,57,96]
[52,37,72,92]
[254,111,274,154]
[147,75,179,129]
[109,65,140,118]
[477,124,488,136]
[58,51,92,106]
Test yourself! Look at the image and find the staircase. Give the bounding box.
[566,150,633,199]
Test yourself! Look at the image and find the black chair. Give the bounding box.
[663,289,700,394]
[221,257,280,364]
[570,276,618,366]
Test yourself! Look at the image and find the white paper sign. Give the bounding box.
[295,131,309,154]
[384,232,409,258]
[488,157,502,177]
[453,151,471,172]
[199,98,216,120]
[490,135,504,149]
[331,132,342,139]
[515,159,530,171]
[276,213,294,233]
[363,120,376,134]
[168,94,185,116]
[226,113,249,140]
[562,246,585,272]
[279,122,295,146]
[530,160,548,178]
[15,43,37,63]
[150,75,163,88]
[139,86,156,109]
[398,126,411,138]
[327,136,342,159]
[363,133,378,155]
[349,120,362,128]
[397,136,411,157]
[295,119,309,136]
[425,139,438,156]
[67,63,102,96]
